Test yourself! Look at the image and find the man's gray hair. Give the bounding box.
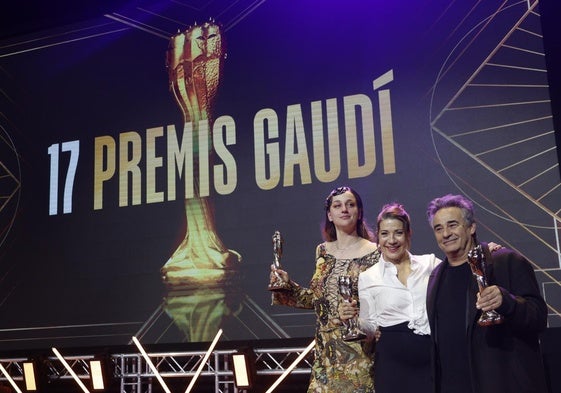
[426,194,475,226]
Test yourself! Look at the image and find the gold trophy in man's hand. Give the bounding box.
[467,244,504,326]
[268,231,290,291]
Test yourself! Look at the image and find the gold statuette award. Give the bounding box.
[338,275,367,341]
[467,244,504,326]
[268,231,290,291]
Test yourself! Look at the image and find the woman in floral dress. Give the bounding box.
[271,186,380,392]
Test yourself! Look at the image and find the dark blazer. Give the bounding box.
[426,243,548,393]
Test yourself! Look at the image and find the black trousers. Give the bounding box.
[375,322,432,393]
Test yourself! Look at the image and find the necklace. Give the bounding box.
[335,237,361,251]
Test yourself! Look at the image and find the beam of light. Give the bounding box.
[0,363,23,393]
[132,336,171,393]
[52,347,91,393]
[265,339,315,393]
[184,328,223,393]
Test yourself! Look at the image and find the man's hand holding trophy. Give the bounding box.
[467,243,504,326]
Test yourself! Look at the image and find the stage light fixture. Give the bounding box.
[89,358,107,391]
[22,361,38,391]
[231,348,256,390]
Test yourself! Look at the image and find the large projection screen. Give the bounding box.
[0,0,560,351]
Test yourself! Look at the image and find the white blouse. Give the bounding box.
[358,252,441,338]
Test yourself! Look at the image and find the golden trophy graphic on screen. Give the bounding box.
[163,287,243,342]
[162,20,241,289]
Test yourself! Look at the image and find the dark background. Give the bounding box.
[0,0,560,359]
[0,1,560,392]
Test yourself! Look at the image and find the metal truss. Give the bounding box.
[1,344,313,393]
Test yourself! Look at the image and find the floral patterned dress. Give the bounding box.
[273,243,380,393]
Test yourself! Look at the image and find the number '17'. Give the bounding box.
[48,141,79,215]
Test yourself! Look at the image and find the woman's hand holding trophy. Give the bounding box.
[268,231,290,291]
[338,275,367,341]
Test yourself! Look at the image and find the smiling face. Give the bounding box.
[431,206,476,265]
[327,191,361,232]
[378,218,410,264]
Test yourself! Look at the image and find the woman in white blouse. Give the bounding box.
[358,203,440,393]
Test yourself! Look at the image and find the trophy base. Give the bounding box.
[162,248,242,289]
[342,331,367,342]
[163,267,243,290]
[268,272,290,291]
[478,311,504,326]
[268,282,290,291]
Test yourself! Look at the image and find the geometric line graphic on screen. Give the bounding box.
[430,1,560,228]
[0,122,21,250]
[429,1,561,325]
